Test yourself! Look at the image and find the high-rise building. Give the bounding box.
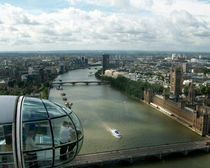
[102,54,109,74]
[182,63,191,73]
[170,66,183,97]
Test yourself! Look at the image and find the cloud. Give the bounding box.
[66,0,210,16]
[67,0,80,5]
[169,10,210,40]
[0,1,210,51]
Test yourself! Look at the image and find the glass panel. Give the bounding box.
[42,100,66,118]
[77,139,83,155]
[69,142,77,160]
[24,150,52,168]
[0,154,15,168]
[51,117,77,147]
[0,124,13,153]
[22,97,48,121]
[54,144,76,166]
[54,147,65,165]
[61,106,72,114]
[70,113,83,140]
[22,121,52,151]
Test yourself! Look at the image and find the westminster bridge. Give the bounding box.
[64,140,210,168]
[52,80,110,86]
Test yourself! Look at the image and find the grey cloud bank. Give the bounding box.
[0,0,210,51]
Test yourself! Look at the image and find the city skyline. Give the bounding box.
[0,0,210,52]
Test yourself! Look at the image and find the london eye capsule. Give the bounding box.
[0,96,83,168]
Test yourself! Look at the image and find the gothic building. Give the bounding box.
[170,66,183,98]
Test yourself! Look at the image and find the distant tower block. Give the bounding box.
[170,66,183,97]
[182,63,191,73]
[102,54,110,74]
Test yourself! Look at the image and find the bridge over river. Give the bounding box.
[52,80,110,85]
[65,140,210,168]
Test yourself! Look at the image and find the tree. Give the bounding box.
[95,69,164,99]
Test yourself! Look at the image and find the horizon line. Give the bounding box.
[0,49,210,54]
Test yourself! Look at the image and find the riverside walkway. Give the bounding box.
[66,140,210,168]
[53,80,110,85]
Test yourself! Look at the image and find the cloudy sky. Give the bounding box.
[0,0,210,52]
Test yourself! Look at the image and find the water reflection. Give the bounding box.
[49,68,203,155]
[49,68,210,168]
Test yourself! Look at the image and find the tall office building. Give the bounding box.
[170,66,183,97]
[102,54,109,74]
[182,63,191,73]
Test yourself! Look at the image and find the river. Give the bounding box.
[49,68,210,168]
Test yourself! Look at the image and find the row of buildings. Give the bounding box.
[144,64,210,136]
[0,55,89,96]
[0,56,89,84]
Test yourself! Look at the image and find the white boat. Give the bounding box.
[111,129,122,138]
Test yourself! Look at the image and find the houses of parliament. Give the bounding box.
[144,65,210,136]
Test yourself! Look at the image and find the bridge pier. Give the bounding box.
[129,158,134,164]
[159,153,162,159]
[67,140,210,168]
[95,162,103,168]
[184,151,188,156]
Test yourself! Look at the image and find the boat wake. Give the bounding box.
[102,122,122,139]
[110,129,122,139]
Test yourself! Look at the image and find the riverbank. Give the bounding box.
[145,100,207,137]
[95,70,209,138]
[95,70,164,100]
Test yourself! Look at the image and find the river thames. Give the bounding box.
[49,68,210,168]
